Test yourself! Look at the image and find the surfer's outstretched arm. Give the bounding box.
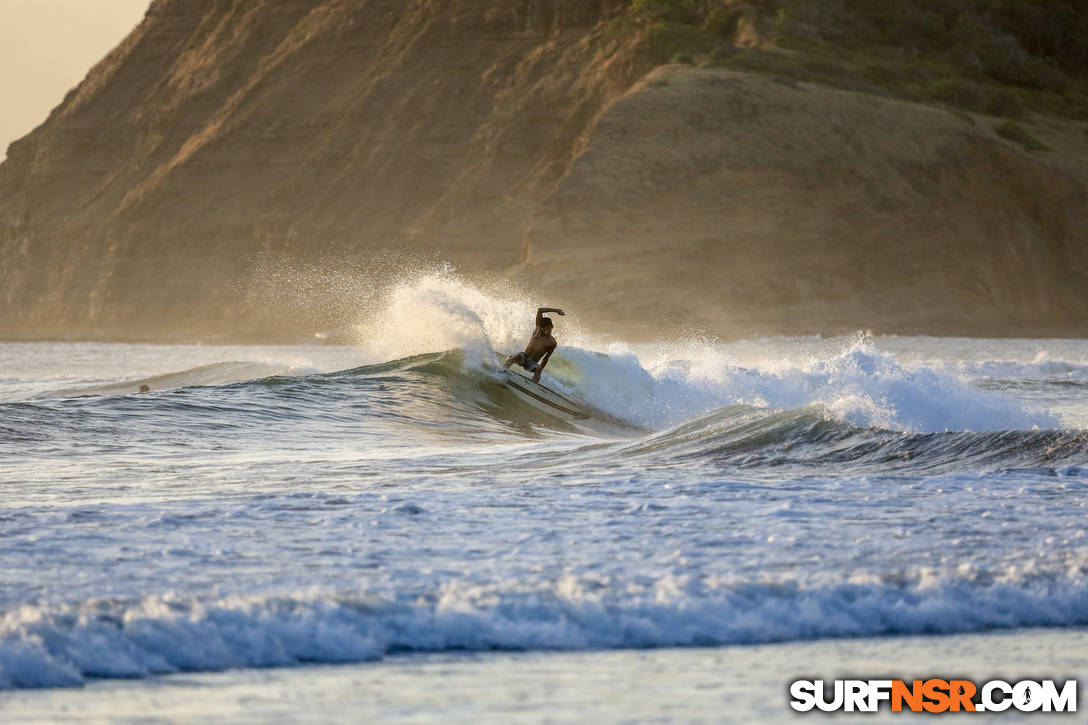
[536,307,565,326]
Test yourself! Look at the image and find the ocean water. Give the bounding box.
[1,273,1087,718]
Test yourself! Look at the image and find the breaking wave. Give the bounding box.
[4,568,1088,689]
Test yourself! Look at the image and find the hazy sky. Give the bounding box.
[0,0,150,160]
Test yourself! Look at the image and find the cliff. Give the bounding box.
[1,0,1086,342]
[520,66,1088,338]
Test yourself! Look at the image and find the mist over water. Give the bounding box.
[1,272,1087,690]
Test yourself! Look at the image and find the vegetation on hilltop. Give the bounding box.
[622,0,1088,122]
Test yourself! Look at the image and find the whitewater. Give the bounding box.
[1,273,1087,718]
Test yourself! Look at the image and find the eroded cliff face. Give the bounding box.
[516,67,1088,338]
[1,0,1086,341]
[0,0,644,340]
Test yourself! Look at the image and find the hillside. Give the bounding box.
[1,0,1086,342]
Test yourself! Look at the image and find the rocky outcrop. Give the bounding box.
[1,0,1086,341]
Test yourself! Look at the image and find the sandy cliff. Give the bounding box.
[519,66,1088,338]
[1,0,1086,341]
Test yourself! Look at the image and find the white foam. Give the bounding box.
[562,341,1056,432]
[351,273,1057,433]
[357,269,534,365]
[3,570,1086,689]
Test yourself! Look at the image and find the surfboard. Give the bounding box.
[501,369,591,421]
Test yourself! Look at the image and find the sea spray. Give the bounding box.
[355,268,536,366]
[347,272,1055,432]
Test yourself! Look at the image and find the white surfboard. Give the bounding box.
[501,370,591,421]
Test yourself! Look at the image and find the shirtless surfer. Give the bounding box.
[504,307,564,383]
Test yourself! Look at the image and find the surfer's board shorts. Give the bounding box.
[515,354,541,373]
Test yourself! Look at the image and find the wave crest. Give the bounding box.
[4,569,1087,689]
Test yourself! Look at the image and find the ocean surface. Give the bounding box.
[1,275,1087,719]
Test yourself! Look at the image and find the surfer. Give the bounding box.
[504,307,564,383]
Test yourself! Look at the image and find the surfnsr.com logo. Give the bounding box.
[789,679,1077,713]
